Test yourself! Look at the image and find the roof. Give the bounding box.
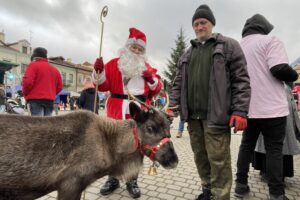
[49,56,77,68]
[49,56,93,72]
[0,44,20,53]
[76,64,93,72]
[82,61,92,65]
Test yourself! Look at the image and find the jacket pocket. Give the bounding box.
[213,51,226,68]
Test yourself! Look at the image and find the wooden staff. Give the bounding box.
[82,7,108,199]
[93,6,108,113]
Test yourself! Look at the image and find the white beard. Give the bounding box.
[118,47,147,79]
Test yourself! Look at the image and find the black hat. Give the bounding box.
[192,4,215,25]
[32,47,47,60]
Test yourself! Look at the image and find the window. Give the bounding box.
[68,74,73,84]
[78,74,83,84]
[22,46,27,54]
[61,72,66,85]
[21,64,27,74]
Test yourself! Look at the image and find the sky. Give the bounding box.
[0,0,299,75]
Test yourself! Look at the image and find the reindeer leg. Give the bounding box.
[57,179,84,200]
[57,188,82,200]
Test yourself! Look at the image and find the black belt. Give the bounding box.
[111,93,147,102]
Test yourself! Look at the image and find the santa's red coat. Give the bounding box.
[93,58,162,119]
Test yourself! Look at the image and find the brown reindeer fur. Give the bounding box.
[0,111,143,200]
[0,102,178,200]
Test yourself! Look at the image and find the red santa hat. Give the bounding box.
[125,27,147,50]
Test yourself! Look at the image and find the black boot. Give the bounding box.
[196,188,211,200]
[100,176,120,195]
[126,179,141,199]
[234,182,250,198]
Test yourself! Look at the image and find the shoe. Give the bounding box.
[260,172,268,183]
[196,189,211,200]
[126,179,141,198]
[100,176,120,195]
[270,195,289,200]
[176,132,182,138]
[234,182,250,198]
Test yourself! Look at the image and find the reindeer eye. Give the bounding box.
[147,126,153,132]
[147,126,158,134]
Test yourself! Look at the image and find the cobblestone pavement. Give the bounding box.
[37,112,300,200]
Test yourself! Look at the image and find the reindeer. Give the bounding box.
[0,101,178,200]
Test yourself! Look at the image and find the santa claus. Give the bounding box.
[92,27,162,198]
[92,27,162,120]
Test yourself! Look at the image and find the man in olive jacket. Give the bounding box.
[169,5,251,200]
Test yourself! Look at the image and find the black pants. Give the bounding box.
[236,117,286,196]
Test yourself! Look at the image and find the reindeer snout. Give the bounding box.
[156,144,179,169]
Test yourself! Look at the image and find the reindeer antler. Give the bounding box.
[161,93,179,111]
[125,86,154,110]
[160,92,180,123]
[162,93,169,112]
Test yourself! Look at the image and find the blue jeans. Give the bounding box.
[28,101,53,116]
[178,119,185,133]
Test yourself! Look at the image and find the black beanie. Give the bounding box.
[32,47,47,59]
[192,4,216,25]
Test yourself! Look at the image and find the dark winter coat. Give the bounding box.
[78,88,99,114]
[169,33,251,128]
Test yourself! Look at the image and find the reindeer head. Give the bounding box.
[129,102,178,169]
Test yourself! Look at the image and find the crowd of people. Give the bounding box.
[1,3,300,200]
[168,4,298,200]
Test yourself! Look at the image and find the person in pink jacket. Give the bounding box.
[234,14,298,200]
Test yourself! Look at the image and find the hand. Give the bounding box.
[229,115,247,133]
[142,70,155,84]
[165,109,175,124]
[164,108,180,124]
[94,57,104,73]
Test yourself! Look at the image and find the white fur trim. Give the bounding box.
[126,38,146,49]
[147,77,159,91]
[126,76,145,95]
[92,70,106,85]
[122,99,128,119]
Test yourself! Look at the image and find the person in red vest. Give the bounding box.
[92,27,162,198]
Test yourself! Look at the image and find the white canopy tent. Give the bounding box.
[70,91,80,97]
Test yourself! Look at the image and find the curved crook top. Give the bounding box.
[100,6,108,23]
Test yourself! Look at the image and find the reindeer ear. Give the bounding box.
[129,102,146,122]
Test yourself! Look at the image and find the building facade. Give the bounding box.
[0,31,31,89]
[0,31,93,96]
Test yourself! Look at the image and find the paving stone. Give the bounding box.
[157,193,176,200]
[166,189,184,197]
